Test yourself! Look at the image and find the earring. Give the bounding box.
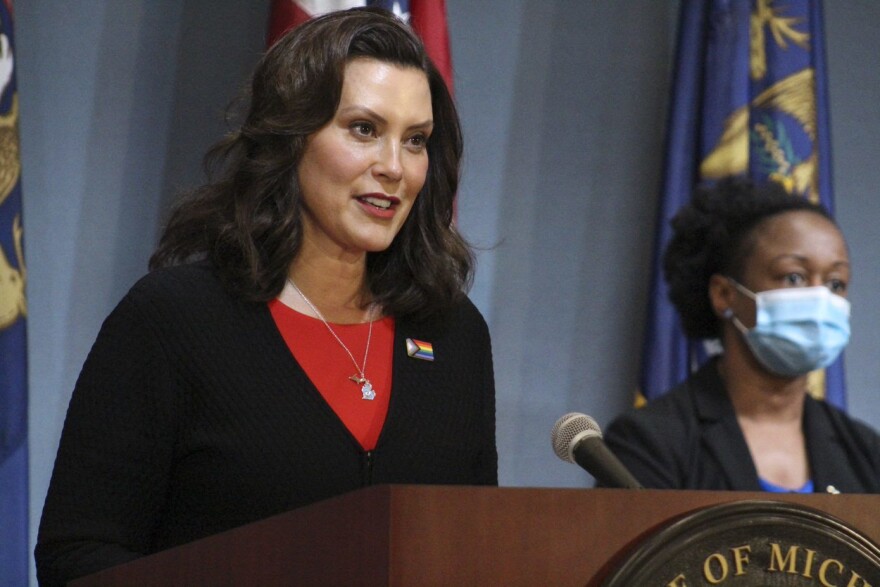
[722,308,734,319]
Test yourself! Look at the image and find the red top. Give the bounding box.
[268,299,394,451]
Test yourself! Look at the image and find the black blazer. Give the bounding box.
[604,358,880,493]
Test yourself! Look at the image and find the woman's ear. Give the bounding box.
[708,274,735,319]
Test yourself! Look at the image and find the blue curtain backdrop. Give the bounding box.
[639,0,843,408]
[0,1,28,585]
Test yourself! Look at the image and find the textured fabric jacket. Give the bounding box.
[604,358,880,493]
[36,263,497,586]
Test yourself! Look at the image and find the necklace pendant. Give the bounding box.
[349,374,375,400]
[361,380,376,401]
[289,280,377,403]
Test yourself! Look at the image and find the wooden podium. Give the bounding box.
[72,485,880,586]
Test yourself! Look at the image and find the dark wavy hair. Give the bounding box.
[662,177,834,339]
[149,7,471,319]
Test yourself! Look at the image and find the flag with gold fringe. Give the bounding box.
[639,0,842,407]
[0,1,28,584]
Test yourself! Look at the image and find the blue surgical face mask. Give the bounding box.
[726,279,851,378]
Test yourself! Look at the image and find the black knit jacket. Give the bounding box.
[36,263,498,586]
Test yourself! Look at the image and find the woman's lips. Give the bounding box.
[360,195,393,209]
[356,194,400,218]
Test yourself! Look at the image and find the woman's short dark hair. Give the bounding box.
[663,177,834,339]
[149,7,471,319]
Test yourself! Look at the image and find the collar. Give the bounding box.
[688,358,763,491]
[690,358,862,492]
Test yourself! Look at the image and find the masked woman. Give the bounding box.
[604,178,880,492]
[36,8,497,586]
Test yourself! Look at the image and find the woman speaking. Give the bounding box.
[36,8,497,585]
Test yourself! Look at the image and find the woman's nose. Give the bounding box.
[372,140,403,182]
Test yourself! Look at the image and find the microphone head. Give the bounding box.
[551,412,602,464]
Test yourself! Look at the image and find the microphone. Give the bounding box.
[551,412,643,489]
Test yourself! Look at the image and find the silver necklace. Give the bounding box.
[288,278,376,401]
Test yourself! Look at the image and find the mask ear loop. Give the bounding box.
[723,278,757,335]
[723,307,751,336]
[726,277,758,300]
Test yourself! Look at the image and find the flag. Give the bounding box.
[0,1,28,584]
[267,0,454,92]
[639,0,842,408]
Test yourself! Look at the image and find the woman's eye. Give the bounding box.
[783,273,806,286]
[406,134,427,150]
[828,278,847,294]
[351,122,375,137]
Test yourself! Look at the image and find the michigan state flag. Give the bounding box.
[639,0,842,407]
[0,1,28,584]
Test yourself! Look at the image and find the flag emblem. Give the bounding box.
[406,338,434,361]
[638,0,843,408]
